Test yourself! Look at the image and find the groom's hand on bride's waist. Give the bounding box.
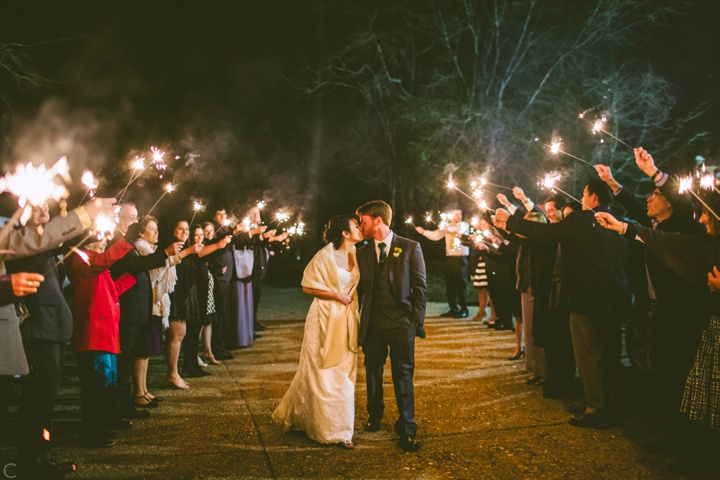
[415,324,426,339]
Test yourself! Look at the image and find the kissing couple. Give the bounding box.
[272,200,428,451]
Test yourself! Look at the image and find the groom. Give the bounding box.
[356,200,427,452]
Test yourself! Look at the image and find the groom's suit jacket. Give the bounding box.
[357,232,427,345]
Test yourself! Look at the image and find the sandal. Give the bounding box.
[134,395,159,408]
[202,354,222,366]
[167,377,190,389]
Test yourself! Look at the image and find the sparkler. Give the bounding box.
[286,222,305,236]
[144,182,175,218]
[78,170,98,205]
[677,175,720,221]
[545,140,594,167]
[151,147,167,178]
[257,201,265,210]
[0,158,71,242]
[116,156,146,203]
[190,200,205,225]
[585,116,634,151]
[405,216,415,227]
[537,173,593,212]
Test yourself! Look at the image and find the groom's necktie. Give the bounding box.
[378,243,387,264]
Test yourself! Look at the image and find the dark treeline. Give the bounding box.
[0,0,719,256]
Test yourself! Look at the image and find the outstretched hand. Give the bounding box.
[415,226,426,235]
[595,212,625,233]
[496,193,511,207]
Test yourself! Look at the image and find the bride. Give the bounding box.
[273,214,363,449]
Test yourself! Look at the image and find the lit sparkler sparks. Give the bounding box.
[70,246,91,265]
[93,213,118,241]
[537,172,593,212]
[287,222,305,236]
[700,174,715,191]
[584,116,634,151]
[545,140,593,166]
[677,175,720,221]
[275,212,290,223]
[190,200,205,224]
[678,176,693,195]
[151,147,167,177]
[405,216,414,225]
[257,201,265,210]
[242,216,252,231]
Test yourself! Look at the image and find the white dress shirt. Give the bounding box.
[422,221,470,256]
[374,230,394,263]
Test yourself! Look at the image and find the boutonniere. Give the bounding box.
[393,246,402,258]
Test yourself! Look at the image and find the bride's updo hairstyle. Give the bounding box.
[323,214,360,250]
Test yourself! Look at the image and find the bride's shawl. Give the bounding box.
[301,242,360,368]
[134,238,180,328]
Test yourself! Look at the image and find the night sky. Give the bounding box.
[1,1,719,249]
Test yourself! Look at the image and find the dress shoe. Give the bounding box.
[254,323,267,331]
[508,350,525,361]
[80,434,117,448]
[568,414,614,430]
[440,310,459,318]
[364,421,381,432]
[453,310,469,319]
[564,403,586,415]
[398,436,421,452]
[254,333,263,340]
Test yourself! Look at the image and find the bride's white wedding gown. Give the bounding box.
[272,266,359,444]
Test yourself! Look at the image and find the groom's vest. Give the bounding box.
[370,255,407,322]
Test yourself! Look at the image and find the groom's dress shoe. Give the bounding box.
[454,310,469,319]
[363,421,381,432]
[399,436,421,452]
[440,311,459,318]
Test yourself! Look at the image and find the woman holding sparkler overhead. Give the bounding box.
[273,214,362,449]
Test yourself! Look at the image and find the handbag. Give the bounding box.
[233,247,255,279]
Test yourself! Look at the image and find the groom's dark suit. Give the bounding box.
[358,232,427,437]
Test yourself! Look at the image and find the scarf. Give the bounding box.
[134,238,180,329]
[301,242,360,368]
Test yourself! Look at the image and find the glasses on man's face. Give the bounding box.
[120,214,139,221]
[651,191,664,198]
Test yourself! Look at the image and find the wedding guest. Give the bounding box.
[167,221,204,383]
[514,211,553,385]
[0,197,116,478]
[468,240,496,324]
[66,234,136,447]
[199,222,231,364]
[210,208,234,360]
[595,149,705,455]
[110,213,183,416]
[132,217,193,402]
[597,198,720,475]
[494,179,631,429]
[7,204,77,464]
[416,209,470,318]
[536,195,576,400]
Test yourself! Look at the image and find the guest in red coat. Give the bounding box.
[66,235,136,448]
